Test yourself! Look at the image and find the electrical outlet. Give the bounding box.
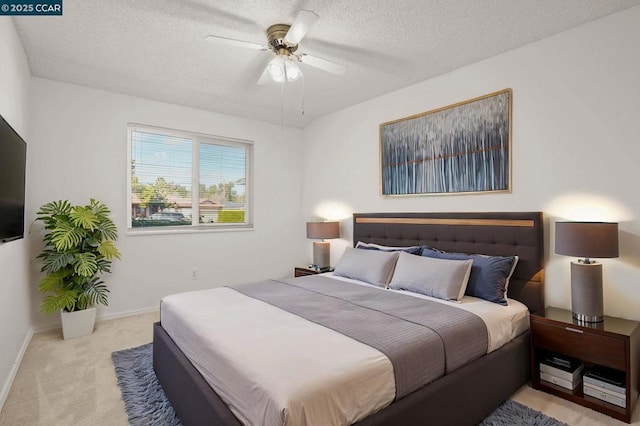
[191,268,198,280]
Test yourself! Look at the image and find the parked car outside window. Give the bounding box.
[150,212,187,222]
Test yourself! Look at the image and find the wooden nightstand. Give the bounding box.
[530,307,640,423]
[294,266,334,277]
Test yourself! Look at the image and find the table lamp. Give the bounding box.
[555,221,619,323]
[306,221,340,270]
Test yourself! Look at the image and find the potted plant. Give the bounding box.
[35,199,121,339]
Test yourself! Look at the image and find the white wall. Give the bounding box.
[0,18,32,409]
[27,78,307,328]
[302,6,640,321]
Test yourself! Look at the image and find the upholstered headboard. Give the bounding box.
[352,212,544,312]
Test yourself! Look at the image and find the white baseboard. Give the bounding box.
[0,327,34,413]
[31,321,61,334]
[98,305,159,322]
[31,305,160,333]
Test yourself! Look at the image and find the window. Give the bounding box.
[128,124,252,232]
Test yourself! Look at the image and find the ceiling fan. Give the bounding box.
[205,10,347,85]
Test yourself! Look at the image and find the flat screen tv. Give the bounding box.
[0,114,27,244]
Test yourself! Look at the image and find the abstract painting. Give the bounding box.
[380,89,512,196]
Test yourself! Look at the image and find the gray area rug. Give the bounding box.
[112,343,567,426]
[112,343,181,426]
[479,400,568,425]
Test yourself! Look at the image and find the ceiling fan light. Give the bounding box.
[268,56,286,82]
[284,59,302,82]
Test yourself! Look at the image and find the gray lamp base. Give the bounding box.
[312,241,331,269]
[570,261,604,323]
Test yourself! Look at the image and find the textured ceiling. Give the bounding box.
[13,0,640,128]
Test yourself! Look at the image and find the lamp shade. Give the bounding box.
[555,222,619,259]
[306,222,339,240]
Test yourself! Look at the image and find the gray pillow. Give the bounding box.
[333,247,399,287]
[388,251,473,301]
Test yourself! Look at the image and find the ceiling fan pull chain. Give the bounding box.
[301,73,305,116]
[280,81,285,130]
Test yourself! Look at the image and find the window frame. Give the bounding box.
[127,123,254,235]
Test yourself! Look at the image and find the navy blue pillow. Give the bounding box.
[420,248,517,305]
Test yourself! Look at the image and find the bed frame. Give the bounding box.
[153,211,544,425]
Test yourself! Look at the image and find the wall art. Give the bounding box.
[380,89,511,196]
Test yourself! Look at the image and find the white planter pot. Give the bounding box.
[60,307,97,340]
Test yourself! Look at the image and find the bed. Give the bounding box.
[153,211,544,425]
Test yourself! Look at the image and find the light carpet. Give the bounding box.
[112,343,566,426]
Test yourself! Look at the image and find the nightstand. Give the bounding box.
[294,266,334,277]
[530,307,640,423]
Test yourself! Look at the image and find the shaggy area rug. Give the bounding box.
[112,343,181,426]
[479,400,568,425]
[112,343,567,426]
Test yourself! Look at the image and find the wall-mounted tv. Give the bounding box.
[0,114,27,244]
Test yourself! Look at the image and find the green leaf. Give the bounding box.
[95,258,112,274]
[95,219,118,242]
[70,205,99,230]
[36,200,72,218]
[72,252,98,277]
[97,240,121,260]
[76,293,89,311]
[90,199,111,217]
[36,200,72,229]
[84,277,110,307]
[40,290,78,314]
[38,250,75,273]
[38,272,65,293]
[50,219,85,251]
[85,237,100,247]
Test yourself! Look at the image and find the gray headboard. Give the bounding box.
[352,212,544,313]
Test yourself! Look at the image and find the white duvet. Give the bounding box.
[160,275,529,426]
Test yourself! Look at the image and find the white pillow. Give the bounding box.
[505,255,519,294]
[356,241,422,251]
[355,241,421,253]
[333,247,399,287]
[388,251,473,301]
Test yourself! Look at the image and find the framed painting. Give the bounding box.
[380,89,512,196]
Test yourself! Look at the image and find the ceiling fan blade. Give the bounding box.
[298,54,347,75]
[205,35,267,51]
[257,65,272,85]
[284,10,319,44]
